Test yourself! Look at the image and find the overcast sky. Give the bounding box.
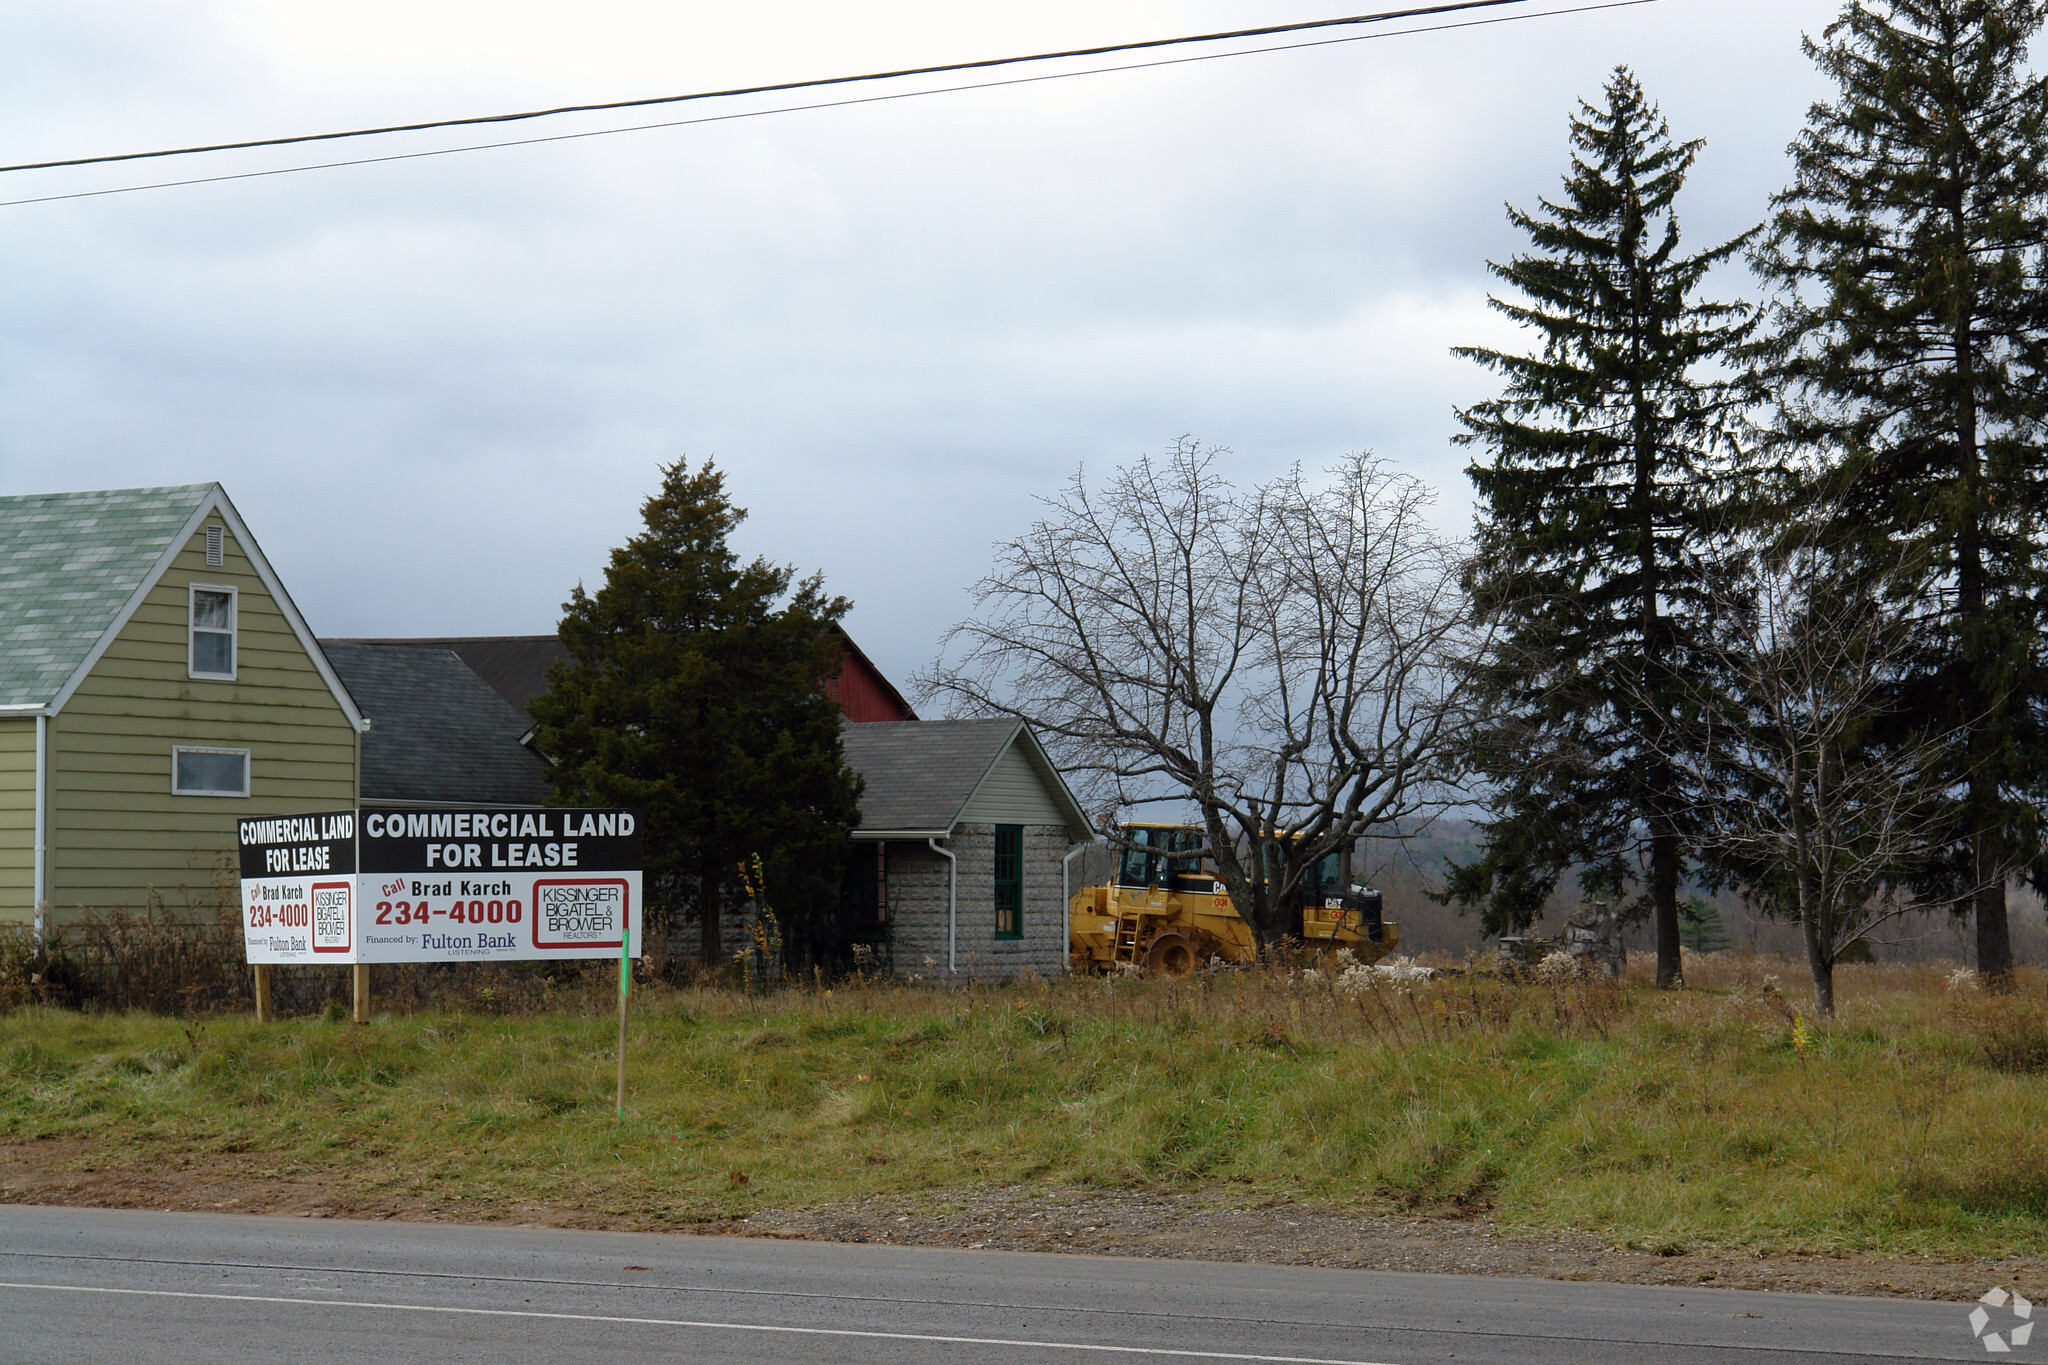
[0,0,1845,690]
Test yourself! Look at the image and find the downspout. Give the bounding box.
[33,712,47,947]
[927,837,957,975]
[1062,842,1088,911]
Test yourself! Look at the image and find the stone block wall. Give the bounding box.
[881,823,1071,981]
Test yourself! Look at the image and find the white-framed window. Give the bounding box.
[189,583,237,680]
[172,746,250,798]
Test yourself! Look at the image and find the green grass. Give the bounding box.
[3,957,2045,1258]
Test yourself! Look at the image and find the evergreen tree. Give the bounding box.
[1445,69,1758,987]
[1752,0,2048,986]
[528,461,863,968]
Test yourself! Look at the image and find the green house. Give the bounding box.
[0,485,365,931]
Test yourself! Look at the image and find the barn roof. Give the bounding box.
[321,641,552,807]
[324,634,566,715]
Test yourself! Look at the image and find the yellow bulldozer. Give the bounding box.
[1068,822,1398,977]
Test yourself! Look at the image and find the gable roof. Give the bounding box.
[0,483,365,728]
[841,717,1091,841]
[324,634,566,715]
[320,642,552,806]
[0,484,215,708]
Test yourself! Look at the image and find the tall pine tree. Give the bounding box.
[1752,0,2048,987]
[1446,69,1757,987]
[528,461,863,968]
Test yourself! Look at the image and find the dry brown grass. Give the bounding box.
[7,947,2048,1259]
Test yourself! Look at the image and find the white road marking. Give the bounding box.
[0,1280,1402,1364]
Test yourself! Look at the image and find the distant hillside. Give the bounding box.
[1365,819,2042,967]
[1060,816,2035,965]
[1354,817,1490,955]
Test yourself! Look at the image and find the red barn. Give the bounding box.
[822,623,917,723]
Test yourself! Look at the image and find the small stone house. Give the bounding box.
[840,718,1093,980]
[0,484,366,930]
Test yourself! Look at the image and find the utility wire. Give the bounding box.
[0,0,1657,210]
[4,0,1580,175]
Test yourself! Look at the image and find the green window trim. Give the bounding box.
[993,824,1023,939]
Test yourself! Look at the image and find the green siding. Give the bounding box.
[48,516,359,921]
[960,741,1067,828]
[0,718,33,924]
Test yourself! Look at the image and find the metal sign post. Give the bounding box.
[616,915,630,1122]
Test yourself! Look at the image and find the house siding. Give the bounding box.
[959,744,1068,827]
[0,718,33,923]
[47,515,358,921]
[885,823,1069,981]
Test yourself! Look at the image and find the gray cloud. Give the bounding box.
[0,0,1845,682]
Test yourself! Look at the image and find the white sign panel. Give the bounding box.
[239,811,357,966]
[239,807,643,965]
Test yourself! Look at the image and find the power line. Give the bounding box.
[0,1,1659,211]
[2,0,1586,176]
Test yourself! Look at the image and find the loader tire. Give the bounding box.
[1142,929,1204,980]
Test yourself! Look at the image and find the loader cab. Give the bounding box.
[1290,844,1385,943]
[1114,824,1215,895]
[1302,849,1346,907]
[1259,839,1345,903]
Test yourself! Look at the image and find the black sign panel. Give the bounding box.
[357,807,642,876]
[237,810,359,880]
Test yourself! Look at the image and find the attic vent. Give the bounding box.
[205,524,224,566]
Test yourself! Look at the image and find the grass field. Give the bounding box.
[3,953,2046,1260]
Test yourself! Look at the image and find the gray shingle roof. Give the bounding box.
[0,484,215,707]
[324,635,567,715]
[321,641,552,806]
[841,717,1026,835]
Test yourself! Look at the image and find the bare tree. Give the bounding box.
[1676,520,1956,1016]
[918,439,1482,948]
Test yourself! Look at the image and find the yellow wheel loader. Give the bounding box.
[1067,822,1398,977]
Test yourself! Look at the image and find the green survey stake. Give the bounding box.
[616,917,629,1121]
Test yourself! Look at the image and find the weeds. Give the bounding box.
[1948,992,2048,1073]
[4,949,2048,1260]
[2,951,2046,1258]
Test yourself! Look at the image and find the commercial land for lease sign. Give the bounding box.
[238,810,358,964]
[239,807,642,966]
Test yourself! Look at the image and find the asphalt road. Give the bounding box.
[0,1205,1995,1363]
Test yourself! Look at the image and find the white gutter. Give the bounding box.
[1062,842,1088,912]
[927,837,957,974]
[33,713,47,946]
